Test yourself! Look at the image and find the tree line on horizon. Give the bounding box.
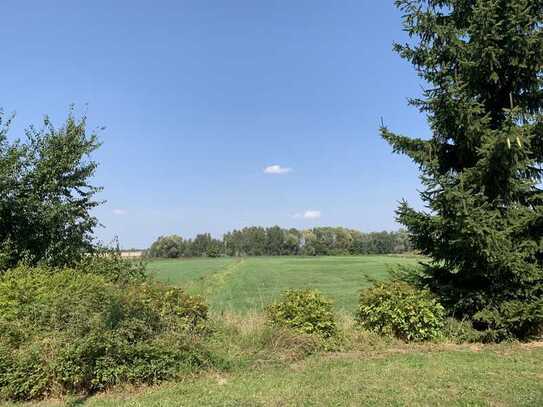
[146,226,412,258]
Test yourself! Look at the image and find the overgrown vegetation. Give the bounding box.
[76,248,147,284]
[4,310,543,406]
[0,110,226,401]
[0,264,216,401]
[0,253,539,403]
[381,0,543,341]
[0,111,217,401]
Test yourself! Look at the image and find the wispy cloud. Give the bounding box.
[264,165,292,175]
[293,210,321,220]
[303,210,321,219]
[112,208,127,216]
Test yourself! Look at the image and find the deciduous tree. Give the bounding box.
[0,110,101,270]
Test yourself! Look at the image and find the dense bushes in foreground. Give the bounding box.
[0,257,535,402]
[263,284,499,345]
[0,265,215,401]
[356,281,446,342]
[263,284,447,344]
[266,289,337,338]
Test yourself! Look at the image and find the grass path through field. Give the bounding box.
[148,256,422,313]
[195,257,246,300]
[146,257,239,296]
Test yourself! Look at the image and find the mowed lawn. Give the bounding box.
[30,345,543,407]
[147,255,421,313]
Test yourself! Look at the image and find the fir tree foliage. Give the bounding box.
[382,0,543,340]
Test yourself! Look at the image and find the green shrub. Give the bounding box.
[355,281,445,342]
[390,263,543,342]
[470,300,543,343]
[266,289,337,338]
[76,249,147,284]
[0,266,213,401]
[442,318,483,344]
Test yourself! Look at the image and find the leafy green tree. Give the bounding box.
[334,228,354,254]
[0,110,101,270]
[191,233,214,257]
[382,1,543,339]
[183,238,195,257]
[147,235,185,258]
[312,227,335,255]
[282,228,301,255]
[266,226,285,256]
[301,229,317,256]
[223,230,240,256]
[246,227,267,255]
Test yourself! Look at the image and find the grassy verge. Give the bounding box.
[10,313,543,407]
[79,348,543,406]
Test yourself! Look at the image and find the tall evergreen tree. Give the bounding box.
[383,0,543,340]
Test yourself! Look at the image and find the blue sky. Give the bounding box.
[1,1,428,249]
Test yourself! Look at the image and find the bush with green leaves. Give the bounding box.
[266,289,337,338]
[356,281,445,342]
[0,111,102,271]
[76,248,147,284]
[0,266,214,401]
[443,318,484,344]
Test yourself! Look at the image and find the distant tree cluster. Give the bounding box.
[147,233,223,258]
[146,227,412,258]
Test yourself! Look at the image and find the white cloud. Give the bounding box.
[303,210,321,220]
[264,165,292,175]
[112,208,127,216]
[293,210,321,220]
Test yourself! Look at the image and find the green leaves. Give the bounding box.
[356,281,446,342]
[0,109,102,270]
[0,265,212,400]
[266,289,337,338]
[383,0,543,340]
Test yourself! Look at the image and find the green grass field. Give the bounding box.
[8,255,543,407]
[146,255,421,313]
